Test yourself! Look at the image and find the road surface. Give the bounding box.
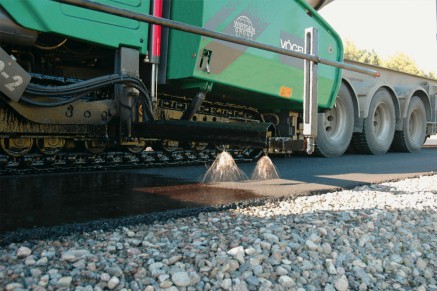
[1,147,435,232]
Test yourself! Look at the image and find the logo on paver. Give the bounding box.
[234,16,256,40]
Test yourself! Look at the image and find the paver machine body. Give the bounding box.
[0,0,344,172]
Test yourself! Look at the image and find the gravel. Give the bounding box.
[1,174,436,290]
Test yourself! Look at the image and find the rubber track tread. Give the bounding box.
[350,130,373,154]
[391,131,409,152]
[0,149,261,175]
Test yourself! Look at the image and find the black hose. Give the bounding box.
[20,92,90,107]
[25,74,153,111]
[26,74,134,96]
[21,74,155,121]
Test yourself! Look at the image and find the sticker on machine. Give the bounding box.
[279,31,304,69]
[279,86,293,98]
[233,16,256,40]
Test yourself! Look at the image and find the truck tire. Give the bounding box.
[351,88,395,155]
[391,96,426,152]
[315,83,354,157]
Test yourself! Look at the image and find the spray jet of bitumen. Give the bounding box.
[203,148,280,183]
[202,150,248,183]
[251,153,280,180]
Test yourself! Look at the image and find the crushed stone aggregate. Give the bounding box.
[0,174,436,290]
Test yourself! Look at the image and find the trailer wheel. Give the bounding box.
[315,84,354,157]
[351,88,395,154]
[391,96,426,152]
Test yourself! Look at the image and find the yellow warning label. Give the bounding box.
[279,86,293,98]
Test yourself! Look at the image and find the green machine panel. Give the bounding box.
[0,0,150,54]
[167,0,343,111]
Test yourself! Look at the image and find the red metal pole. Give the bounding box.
[150,0,163,63]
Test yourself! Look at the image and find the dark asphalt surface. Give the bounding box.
[0,147,435,241]
[127,147,437,196]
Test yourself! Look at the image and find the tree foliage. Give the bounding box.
[384,52,421,75]
[344,39,382,66]
[344,39,435,79]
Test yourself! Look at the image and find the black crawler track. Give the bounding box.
[1,86,266,175]
[0,147,263,175]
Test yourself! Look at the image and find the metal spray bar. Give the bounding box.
[54,0,379,77]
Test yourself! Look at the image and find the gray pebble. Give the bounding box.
[16,247,32,258]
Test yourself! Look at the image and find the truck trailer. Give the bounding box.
[0,0,435,174]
